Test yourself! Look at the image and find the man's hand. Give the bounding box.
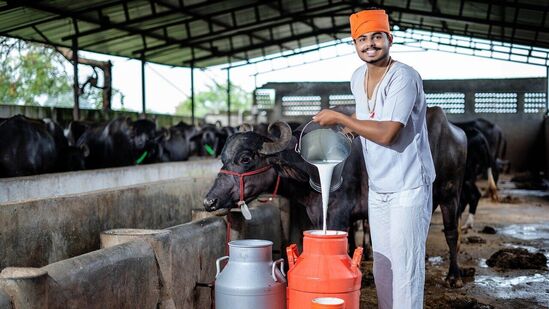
[312,109,344,126]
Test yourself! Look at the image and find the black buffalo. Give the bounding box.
[454,118,507,170]
[154,124,195,162]
[194,124,237,157]
[198,124,222,157]
[76,117,157,169]
[0,115,85,177]
[204,106,468,287]
[65,120,101,147]
[459,127,499,230]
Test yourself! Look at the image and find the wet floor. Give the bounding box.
[472,223,549,307]
[360,176,549,308]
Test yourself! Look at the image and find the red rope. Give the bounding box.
[219,165,274,204]
[272,174,281,197]
[220,165,281,254]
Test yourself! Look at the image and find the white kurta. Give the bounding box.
[351,61,435,193]
[351,61,435,309]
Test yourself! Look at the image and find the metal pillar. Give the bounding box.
[141,57,146,116]
[102,61,112,111]
[191,64,195,125]
[546,66,549,113]
[72,38,80,120]
[227,68,231,126]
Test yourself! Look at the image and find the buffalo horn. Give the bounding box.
[259,121,292,155]
[238,123,254,132]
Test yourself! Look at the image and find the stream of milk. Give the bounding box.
[311,160,342,234]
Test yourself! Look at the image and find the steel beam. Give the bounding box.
[17,1,217,56]
[133,2,352,56]
[185,23,349,65]
[154,0,293,53]
[141,57,146,116]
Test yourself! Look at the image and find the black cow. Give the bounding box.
[154,125,191,162]
[204,106,468,287]
[454,119,502,200]
[459,127,499,230]
[76,117,157,169]
[65,120,101,146]
[454,118,507,169]
[195,124,237,157]
[0,115,85,177]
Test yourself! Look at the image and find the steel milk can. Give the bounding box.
[286,231,363,309]
[215,239,286,309]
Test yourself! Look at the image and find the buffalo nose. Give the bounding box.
[203,198,218,211]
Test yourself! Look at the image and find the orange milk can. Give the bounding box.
[286,230,363,309]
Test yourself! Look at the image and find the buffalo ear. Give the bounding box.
[266,157,308,183]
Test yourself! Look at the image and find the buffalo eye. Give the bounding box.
[239,155,253,165]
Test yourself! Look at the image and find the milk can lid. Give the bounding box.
[228,239,273,248]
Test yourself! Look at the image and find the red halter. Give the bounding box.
[219,165,281,204]
[219,165,281,255]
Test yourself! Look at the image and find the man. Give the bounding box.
[312,8,436,309]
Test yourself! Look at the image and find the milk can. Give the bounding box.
[215,239,286,309]
[295,121,352,193]
[286,231,363,309]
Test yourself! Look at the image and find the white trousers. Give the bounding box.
[368,185,432,309]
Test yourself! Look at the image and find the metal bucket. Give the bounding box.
[215,239,286,309]
[296,121,353,192]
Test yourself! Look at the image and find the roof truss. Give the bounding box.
[0,0,547,67]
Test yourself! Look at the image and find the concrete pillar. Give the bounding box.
[517,92,525,113]
[0,267,48,309]
[100,229,174,309]
[465,91,475,115]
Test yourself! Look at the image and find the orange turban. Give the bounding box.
[349,10,391,39]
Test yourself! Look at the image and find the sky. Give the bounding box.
[78,41,547,115]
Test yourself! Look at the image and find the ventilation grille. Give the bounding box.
[524,92,546,113]
[329,94,355,107]
[281,96,321,116]
[255,88,275,110]
[474,93,517,113]
[425,92,465,113]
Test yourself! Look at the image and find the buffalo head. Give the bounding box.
[203,121,307,215]
[130,119,157,152]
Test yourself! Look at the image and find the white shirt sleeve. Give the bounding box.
[380,68,418,125]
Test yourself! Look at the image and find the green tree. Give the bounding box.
[0,38,72,106]
[175,82,251,117]
[0,37,106,108]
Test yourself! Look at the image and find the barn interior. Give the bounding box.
[0,0,548,308]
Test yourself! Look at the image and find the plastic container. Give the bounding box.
[286,231,362,309]
[311,297,345,308]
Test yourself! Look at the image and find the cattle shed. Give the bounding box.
[1,1,549,308]
[0,0,548,120]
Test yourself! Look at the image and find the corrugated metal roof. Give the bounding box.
[0,0,547,68]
